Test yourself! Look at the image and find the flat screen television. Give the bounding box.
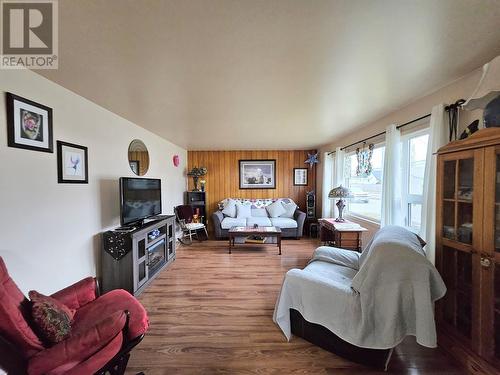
[119,177,162,226]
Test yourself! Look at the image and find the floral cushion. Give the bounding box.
[29,290,76,344]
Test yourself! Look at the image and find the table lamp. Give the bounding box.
[328,185,353,222]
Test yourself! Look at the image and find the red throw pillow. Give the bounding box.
[29,290,76,344]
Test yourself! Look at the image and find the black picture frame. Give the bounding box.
[57,141,89,184]
[239,159,276,189]
[293,168,308,186]
[6,92,53,153]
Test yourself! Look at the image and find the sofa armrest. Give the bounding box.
[51,277,97,310]
[212,211,224,238]
[294,210,306,237]
[28,310,128,375]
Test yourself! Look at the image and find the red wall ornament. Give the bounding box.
[173,155,180,167]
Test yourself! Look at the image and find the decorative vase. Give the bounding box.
[484,94,500,128]
[192,176,199,191]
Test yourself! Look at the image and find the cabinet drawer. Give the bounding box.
[336,232,360,240]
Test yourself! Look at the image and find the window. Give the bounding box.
[401,130,429,232]
[344,145,385,222]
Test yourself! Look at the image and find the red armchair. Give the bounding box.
[0,257,149,375]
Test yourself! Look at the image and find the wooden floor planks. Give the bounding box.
[126,239,462,374]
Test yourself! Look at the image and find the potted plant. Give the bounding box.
[187,166,207,191]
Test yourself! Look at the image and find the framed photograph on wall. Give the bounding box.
[57,141,89,183]
[239,159,276,189]
[293,168,308,186]
[6,92,53,153]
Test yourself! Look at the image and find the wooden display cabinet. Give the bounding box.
[436,128,500,374]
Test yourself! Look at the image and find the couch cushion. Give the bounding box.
[270,218,298,229]
[247,217,272,227]
[251,208,268,217]
[236,203,252,218]
[29,290,75,344]
[266,200,286,218]
[280,201,297,218]
[72,289,148,340]
[221,199,237,218]
[221,217,247,229]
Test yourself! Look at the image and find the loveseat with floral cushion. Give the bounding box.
[212,198,306,239]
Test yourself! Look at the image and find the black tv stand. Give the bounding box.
[101,215,176,296]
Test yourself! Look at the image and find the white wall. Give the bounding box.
[317,67,485,239]
[0,69,187,295]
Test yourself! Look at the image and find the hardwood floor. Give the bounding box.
[126,239,463,374]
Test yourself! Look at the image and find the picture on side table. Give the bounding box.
[6,92,53,153]
[239,159,276,189]
[57,141,89,183]
[293,168,308,186]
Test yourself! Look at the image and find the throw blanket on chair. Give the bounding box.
[273,225,446,349]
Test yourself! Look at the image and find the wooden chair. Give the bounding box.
[174,205,208,244]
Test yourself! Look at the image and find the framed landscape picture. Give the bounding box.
[6,92,53,153]
[293,168,308,186]
[239,160,276,189]
[57,141,88,183]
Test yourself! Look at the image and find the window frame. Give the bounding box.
[400,127,430,232]
[344,141,386,224]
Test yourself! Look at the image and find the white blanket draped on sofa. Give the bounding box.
[273,226,446,349]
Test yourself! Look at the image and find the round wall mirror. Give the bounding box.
[128,139,150,176]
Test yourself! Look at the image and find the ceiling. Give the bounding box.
[37,0,500,150]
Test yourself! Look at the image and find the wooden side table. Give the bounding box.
[318,218,367,252]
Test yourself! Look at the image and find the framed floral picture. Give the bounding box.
[6,92,53,153]
[57,141,88,183]
[239,159,276,189]
[293,168,308,186]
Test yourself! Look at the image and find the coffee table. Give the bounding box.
[228,226,282,255]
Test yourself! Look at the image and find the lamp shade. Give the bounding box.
[463,55,500,110]
[328,185,353,199]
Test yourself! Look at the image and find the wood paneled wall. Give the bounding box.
[187,150,317,232]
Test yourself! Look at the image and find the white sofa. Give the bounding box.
[212,198,306,239]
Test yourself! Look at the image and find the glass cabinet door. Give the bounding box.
[438,150,481,350]
[441,156,475,245]
[136,238,148,288]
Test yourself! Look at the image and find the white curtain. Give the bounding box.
[332,147,345,218]
[321,152,334,218]
[420,104,447,264]
[380,124,403,227]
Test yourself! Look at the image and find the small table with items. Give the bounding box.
[228,226,282,255]
[318,218,367,252]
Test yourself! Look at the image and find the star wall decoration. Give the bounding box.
[304,152,319,168]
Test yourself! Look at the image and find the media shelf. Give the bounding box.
[101,215,176,296]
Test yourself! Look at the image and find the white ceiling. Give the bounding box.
[37,0,500,150]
